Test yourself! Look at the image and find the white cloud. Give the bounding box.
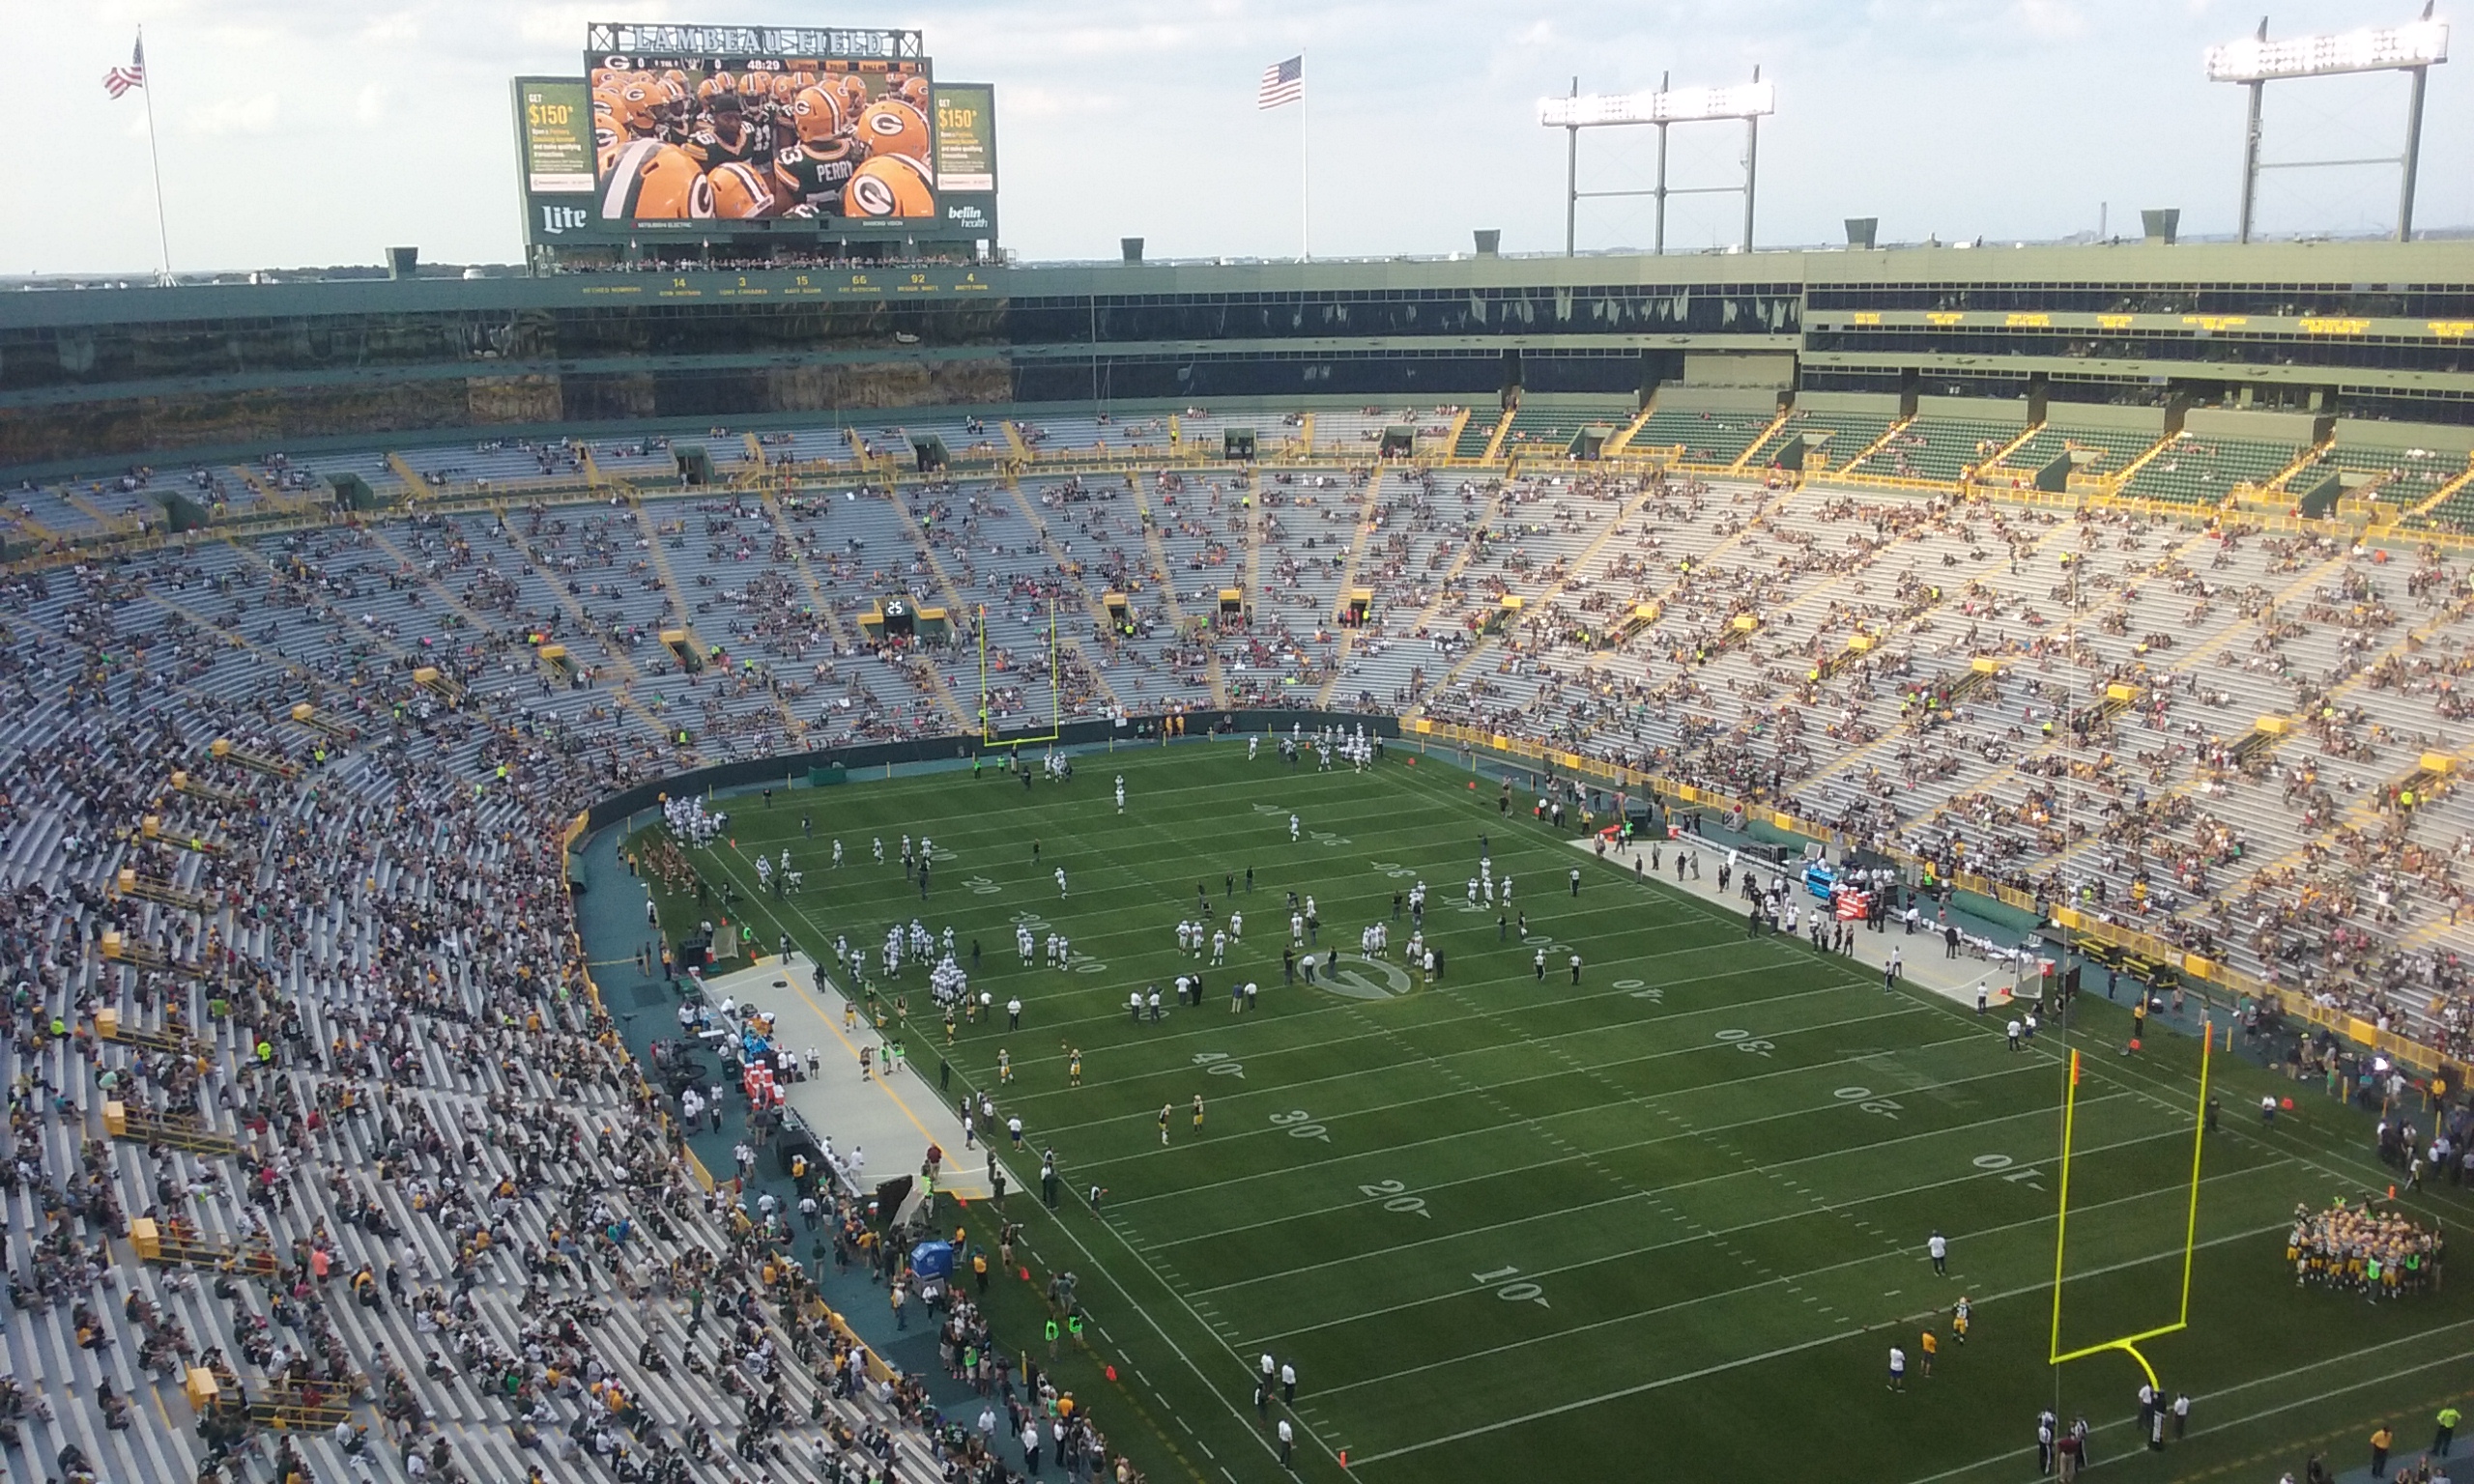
[361,14,419,45]
[0,0,2465,272]
[2014,0,2087,41]
[1002,85,1125,122]
[518,3,638,49]
[184,93,280,136]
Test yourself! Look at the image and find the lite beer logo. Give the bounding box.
[539,205,592,236]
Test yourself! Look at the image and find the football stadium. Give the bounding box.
[6,11,2474,1484]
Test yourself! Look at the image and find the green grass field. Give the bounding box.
[638,743,2474,1484]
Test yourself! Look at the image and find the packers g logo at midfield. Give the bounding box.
[1320,953,1413,1001]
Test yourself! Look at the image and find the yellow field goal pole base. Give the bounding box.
[979,597,1065,750]
[2047,1021,2212,1382]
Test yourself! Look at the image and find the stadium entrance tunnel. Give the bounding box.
[1321,953,1412,1001]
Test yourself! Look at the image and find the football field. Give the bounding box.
[639,743,2474,1484]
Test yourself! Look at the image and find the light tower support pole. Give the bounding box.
[1564,77,1579,257]
[1741,67,1762,252]
[2398,62,2429,240]
[2237,78,2264,243]
[1654,70,1671,256]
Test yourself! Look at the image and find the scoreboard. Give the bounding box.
[511,25,996,259]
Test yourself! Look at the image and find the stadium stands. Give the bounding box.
[2119,418,2313,506]
[1740,404,1902,476]
[4,383,2474,1479]
[1494,396,1638,457]
[1984,423,2166,486]
[1858,415,2028,483]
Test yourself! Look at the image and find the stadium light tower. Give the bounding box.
[2206,9,2450,243]
[1539,71,1773,256]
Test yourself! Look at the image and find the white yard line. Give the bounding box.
[1897,1327,2474,1484]
[1172,1060,2086,1256]
[1097,1008,1952,1202]
[1252,1131,2291,1354]
[1340,1219,2293,1469]
[1032,968,1860,1123]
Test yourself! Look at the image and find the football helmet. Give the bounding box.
[834,72,872,111]
[855,99,929,162]
[609,82,666,138]
[652,79,692,131]
[600,138,715,220]
[789,84,849,144]
[897,74,930,108]
[842,153,934,218]
[698,73,736,104]
[708,159,778,219]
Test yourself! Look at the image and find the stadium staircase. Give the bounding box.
[1835,414,1915,473]
[1470,408,1515,461]
[2101,430,2182,491]
[1726,407,1795,472]
[1313,468,1391,707]
[875,490,980,727]
[94,1007,206,1059]
[1603,403,1659,455]
[63,490,133,533]
[1884,521,2268,832]
[760,490,857,652]
[626,505,700,653]
[2260,435,2337,496]
[107,1105,241,1158]
[1125,473,1221,701]
[1976,421,2046,476]
[999,474,1129,711]
[2402,457,2474,525]
[386,452,437,501]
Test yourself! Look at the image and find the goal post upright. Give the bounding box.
[979,595,1064,751]
[2047,1021,2211,1389]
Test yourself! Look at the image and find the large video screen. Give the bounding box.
[587,53,935,227]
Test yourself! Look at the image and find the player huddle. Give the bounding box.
[590,62,935,222]
[2287,1199,2445,1297]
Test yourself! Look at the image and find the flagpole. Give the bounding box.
[135,26,172,279]
[1300,51,1309,262]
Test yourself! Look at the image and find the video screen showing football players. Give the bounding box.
[589,58,935,224]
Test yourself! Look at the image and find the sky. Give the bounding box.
[2,0,2467,274]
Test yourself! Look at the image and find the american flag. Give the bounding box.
[103,35,146,99]
[1256,55,1303,110]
